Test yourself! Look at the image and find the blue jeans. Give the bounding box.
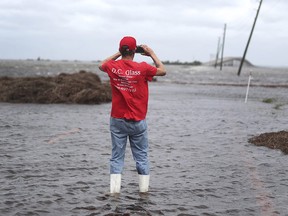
[110,117,149,175]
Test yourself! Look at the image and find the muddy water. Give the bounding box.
[1,61,288,215]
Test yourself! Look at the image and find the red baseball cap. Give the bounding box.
[119,36,137,51]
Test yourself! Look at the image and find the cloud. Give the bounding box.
[0,0,287,66]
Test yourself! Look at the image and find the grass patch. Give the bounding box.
[262,98,276,103]
[274,103,287,110]
[262,98,287,110]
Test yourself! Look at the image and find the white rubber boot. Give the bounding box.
[110,174,121,194]
[139,175,150,193]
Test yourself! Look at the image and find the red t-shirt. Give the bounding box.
[102,59,157,121]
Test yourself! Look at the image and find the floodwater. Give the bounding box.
[1,60,288,215]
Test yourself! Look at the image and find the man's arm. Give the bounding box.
[141,45,166,76]
[98,52,121,72]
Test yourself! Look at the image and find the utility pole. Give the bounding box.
[237,0,263,76]
[214,37,221,68]
[220,23,227,71]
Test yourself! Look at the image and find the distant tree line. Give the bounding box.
[163,60,202,66]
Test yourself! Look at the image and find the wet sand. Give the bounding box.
[1,78,288,215]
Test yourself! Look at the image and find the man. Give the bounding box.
[98,36,166,194]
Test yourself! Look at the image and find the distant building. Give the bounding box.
[204,57,254,67]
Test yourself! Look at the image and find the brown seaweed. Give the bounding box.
[0,71,111,104]
[249,131,288,154]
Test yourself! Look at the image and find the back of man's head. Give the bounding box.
[119,36,137,56]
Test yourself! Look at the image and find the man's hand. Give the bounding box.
[139,45,166,76]
[139,45,155,57]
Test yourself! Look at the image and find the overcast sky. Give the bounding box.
[0,0,287,67]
